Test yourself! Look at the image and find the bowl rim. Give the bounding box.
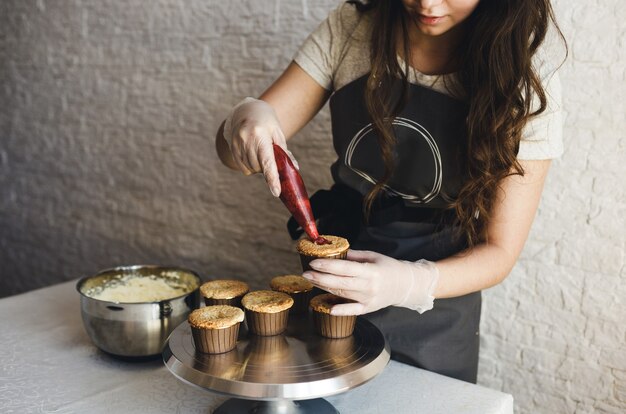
[75,264,202,305]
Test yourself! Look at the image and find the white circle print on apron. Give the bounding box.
[344,117,443,204]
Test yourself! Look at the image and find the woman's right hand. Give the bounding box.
[222,97,299,197]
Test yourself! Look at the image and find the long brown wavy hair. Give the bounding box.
[351,0,566,247]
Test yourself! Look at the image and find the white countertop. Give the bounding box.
[0,280,513,413]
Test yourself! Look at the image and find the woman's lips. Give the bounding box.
[417,14,445,25]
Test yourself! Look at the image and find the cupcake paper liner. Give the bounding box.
[245,309,290,336]
[273,289,314,315]
[204,297,243,308]
[299,250,348,273]
[312,310,356,339]
[191,323,240,354]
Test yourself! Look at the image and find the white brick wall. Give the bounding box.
[1,1,623,412]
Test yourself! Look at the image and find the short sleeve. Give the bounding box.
[293,3,360,91]
[517,70,564,160]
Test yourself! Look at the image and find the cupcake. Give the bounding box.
[241,290,294,336]
[188,305,244,354]
[200,279,249,308]
[310,293,357,339]
[296,235,350,272]
[270,275,314,315]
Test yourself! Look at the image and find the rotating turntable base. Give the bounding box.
[163,314,390,413]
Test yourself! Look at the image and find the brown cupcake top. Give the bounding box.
[296,235,349,257]
[242,290,294,313]
[188,305,244,329]
[200,279,249,300]
[310,293,357,314]
[270,275,314,294]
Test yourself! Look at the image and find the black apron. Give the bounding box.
[290,75,481,383]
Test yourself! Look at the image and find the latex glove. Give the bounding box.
[222,97,299,197]
[302,249,439,316]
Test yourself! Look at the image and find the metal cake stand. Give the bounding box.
[163,314,390,413]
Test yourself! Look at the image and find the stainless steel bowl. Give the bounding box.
[76,265,201,357]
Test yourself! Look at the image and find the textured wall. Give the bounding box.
[1,0,624,413]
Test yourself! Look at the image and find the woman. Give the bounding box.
[216,0,565,383]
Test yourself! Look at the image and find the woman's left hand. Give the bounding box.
[302,249,439,316]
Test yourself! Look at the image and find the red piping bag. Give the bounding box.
[273,144,330,245]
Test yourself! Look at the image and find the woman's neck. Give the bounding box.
[402,20,466,75]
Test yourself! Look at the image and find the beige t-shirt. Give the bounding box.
[293,3,564,160]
